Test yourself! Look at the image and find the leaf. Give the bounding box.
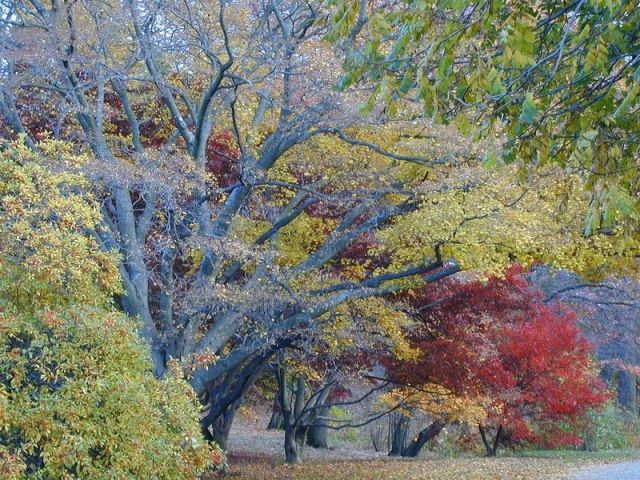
[483,150,498,170]
[455,113,472,136]
[399,68,415,94]
[519,93,537,125]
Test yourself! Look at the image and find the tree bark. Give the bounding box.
[388,413,410,456]
[276,352,310,464]
[200,349,276,450]
[400,421,444,458]
[281,376,308,463]
[479,424,503,457]
[306,407,330,449]
[267,397,285,430]
[618,370,637,412]
[284,423,308,464]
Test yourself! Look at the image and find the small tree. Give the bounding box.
[386,266,608,456]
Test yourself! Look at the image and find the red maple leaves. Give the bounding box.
[385,265,608,448]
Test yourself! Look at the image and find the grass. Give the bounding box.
[515,448,640,462]
[222,449,640,480]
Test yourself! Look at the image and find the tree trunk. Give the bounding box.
[479,424,503,457]
[284,424,307,464]
[281,394,308,462]
[296,424,309,452]
[268,407,285,430]
[400,421,445,458]
[202,407,236,451]
[618,370,637,412]
[200,350,276,451]
[276,352,309,464]
[306,408,330,449]
[267,396,285,430]
[305,381,334,449]
[388,413,410,456]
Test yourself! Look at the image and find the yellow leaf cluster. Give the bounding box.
[380,386,487,425]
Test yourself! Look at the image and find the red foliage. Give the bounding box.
[205,130,240,187]
[385,265,608,447]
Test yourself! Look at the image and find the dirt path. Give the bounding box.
[227,420,389,461]
[571,461,640,480]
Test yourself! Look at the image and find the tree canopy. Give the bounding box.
[328,0,640,235]
[0,0,638,467]
[384,266,607,456]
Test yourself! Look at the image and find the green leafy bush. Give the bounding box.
[582,403,640,451]
[0,306,224,479]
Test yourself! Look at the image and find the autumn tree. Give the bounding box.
[0,141,224,478]
[264,292,412,463]
[385,266,608,456]
[0,0,469,450]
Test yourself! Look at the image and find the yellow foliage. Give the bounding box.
[380,386,487,425]
[0,140,224,478]
[377,165,640,281]
[0,140,121,309]
[347,298,419,362]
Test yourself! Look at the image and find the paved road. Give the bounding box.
[572,461,640,480]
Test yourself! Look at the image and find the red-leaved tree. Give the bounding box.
[386,265,608,456]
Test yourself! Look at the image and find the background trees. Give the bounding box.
[1,0,446,446]
[529,265,640,412]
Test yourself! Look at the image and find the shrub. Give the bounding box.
[0,306,224,479]
[582,403,640,451]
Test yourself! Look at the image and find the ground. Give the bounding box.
[226,454,606,480]
[222,419,640,479]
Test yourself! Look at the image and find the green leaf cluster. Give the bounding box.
[329,0,640,233]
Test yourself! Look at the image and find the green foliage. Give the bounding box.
[0,306,223,479]
[0,141,223,479]
[329,0,640,235]
[582,404,640,451]
[328,407,360,445]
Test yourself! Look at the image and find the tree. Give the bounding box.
[265,298,401,463]
[0,141,224,478]
[380,384,483,457]
[0,0,469,448]
[385,266,608,456]
[328,0,640,235]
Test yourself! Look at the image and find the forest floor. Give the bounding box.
[221,418,640,480]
